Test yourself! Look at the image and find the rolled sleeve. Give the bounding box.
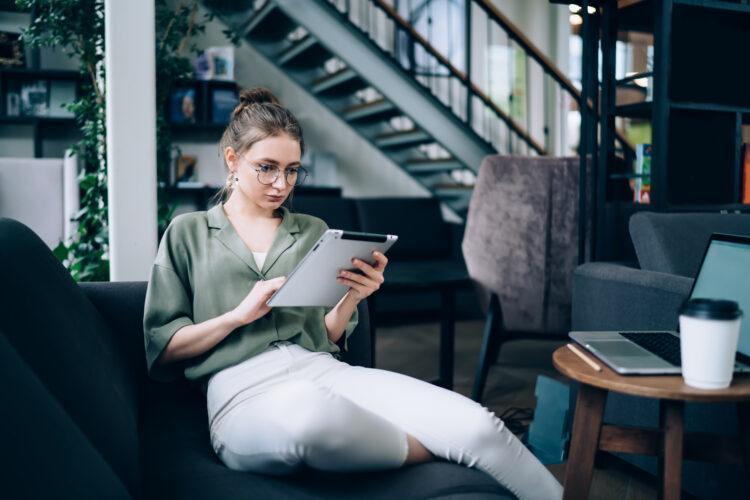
[143,263,194,382]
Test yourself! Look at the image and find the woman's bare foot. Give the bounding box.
[404,434,434,465]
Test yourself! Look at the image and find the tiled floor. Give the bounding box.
[376,319,659,500]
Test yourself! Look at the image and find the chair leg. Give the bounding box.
[472,293,505,403]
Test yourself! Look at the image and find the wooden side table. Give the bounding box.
[553,346,750,500]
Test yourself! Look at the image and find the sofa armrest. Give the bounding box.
[571,262,693,331]
[79,281,148,383]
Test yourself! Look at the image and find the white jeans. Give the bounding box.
[206,341,562,500]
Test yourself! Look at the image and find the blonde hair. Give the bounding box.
[213,87,305,204]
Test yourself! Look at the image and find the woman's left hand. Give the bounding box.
[337,251,388,301]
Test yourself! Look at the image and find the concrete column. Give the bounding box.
[105,0,158,281]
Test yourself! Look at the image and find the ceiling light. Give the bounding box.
[569,4,581,13]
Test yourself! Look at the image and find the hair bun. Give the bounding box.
[239,87,280,107]
[233,87,280,119]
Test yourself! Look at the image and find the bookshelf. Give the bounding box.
[0,68,82,157]
[592,0,750,259]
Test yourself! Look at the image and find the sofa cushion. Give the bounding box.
[140,379,514,500]
[630,212,750,277]
[355,198,451,260]
[80,281,150,387]
[0,334,132,499]
[0,218,141,497]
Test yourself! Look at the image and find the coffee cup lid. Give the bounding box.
[679,298,743,320]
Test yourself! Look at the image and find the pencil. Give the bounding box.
[566,343,602,372]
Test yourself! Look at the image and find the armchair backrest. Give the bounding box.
[355,197,451,260]
[462,155,584,334]
[629,212,750,278]
[290,195,360,232]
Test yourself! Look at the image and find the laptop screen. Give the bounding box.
[690,236,750,359]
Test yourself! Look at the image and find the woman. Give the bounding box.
[143,88,562,500]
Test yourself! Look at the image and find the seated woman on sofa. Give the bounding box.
[143,87,562,500]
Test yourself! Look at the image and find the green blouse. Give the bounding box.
[143,204,358,390]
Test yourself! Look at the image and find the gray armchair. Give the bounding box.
[462,155,586,402]
[571,211,750,499]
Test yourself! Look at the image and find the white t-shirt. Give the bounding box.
[252,251,267,270]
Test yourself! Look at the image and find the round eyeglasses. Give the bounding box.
[249,162,308,187]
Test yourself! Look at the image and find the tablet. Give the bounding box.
[266,229,398,307]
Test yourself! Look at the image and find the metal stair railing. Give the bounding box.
[326,0,634,161]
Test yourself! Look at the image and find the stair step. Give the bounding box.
[342,99,399,123]
[446,197,472,214]
[278,35,331,68]
[433,185,474,200]
[243,2,297,42]
[311,68,366,96]
[375,129,432,149]
[405,158,463,175]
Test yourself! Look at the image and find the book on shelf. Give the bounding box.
[743,144,750,205]
[169,87,197,124]
[633,143,652,204]
[210,87,239,124]
[194,47,234,81]
[0,31,24,67]
[173,154,198,185]
[20,80,48,117]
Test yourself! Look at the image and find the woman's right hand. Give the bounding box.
[231,276,286,326]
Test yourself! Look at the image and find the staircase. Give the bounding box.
[208,0,632,217]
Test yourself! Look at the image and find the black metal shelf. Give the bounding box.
[615,101,652,119]
[0,68,81,80]
[617,0,655,32]
[590,0,750,261]
[615,101,750,120]
[675,0,750,14]
[0,115,76,125]
[671,101,750,115]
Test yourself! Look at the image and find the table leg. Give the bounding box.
[563,384,607,500]
[438,287,455,390]
[659,400,684,500]
[737,401,750,478]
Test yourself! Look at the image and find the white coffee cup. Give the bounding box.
[679,298,743,390]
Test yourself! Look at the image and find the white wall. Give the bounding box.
[105,0,158,281]
[179,4,428,199]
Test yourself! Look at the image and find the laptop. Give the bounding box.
[570,233,750,375]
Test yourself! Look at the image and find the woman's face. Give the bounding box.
[226,133,301,211]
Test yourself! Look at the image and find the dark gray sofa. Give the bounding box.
[0,217,512,499]
[571,211,750,498]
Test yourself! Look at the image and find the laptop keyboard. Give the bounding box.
[620,332,682,366]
